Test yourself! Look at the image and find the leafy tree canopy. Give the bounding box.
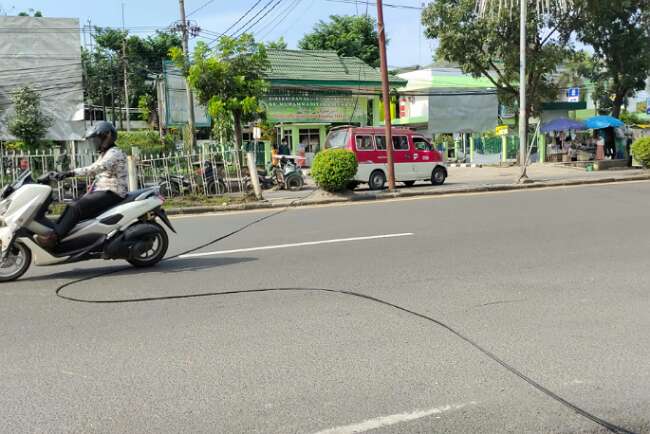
[178,34,269,152]
[299,15,381,67]
[8,86,52,149]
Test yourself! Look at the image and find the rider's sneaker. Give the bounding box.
[35,232,58,249]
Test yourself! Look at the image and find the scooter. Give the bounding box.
[247,157,304,192]
[0,170,176,282]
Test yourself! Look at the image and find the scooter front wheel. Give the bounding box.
[0,242,32,283]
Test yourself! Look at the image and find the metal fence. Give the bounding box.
[0,148,248,202]
[136,149,247,198]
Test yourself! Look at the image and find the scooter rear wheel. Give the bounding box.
[127,223,169,268]
[0,242,32,283]
[285,174,304,191]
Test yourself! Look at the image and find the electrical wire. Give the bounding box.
[52,199,637,434]
[256,0,303,40]
[323,0,423,9]
[186,0,218,17]
[221,0,266,36]
[231,0,285,38]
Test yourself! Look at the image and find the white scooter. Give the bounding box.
[0,170,176,282]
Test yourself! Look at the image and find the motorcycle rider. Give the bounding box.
[36,121,128,248]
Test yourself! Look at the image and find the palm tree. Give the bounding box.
[476,0,573,181]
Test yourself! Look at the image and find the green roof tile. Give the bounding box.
[266,49,406,87]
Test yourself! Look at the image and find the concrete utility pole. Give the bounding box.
[178,0,197,148]
[376,0,396,191]
[122,2,131,131]
[518,0,528,180]
[122,39,131,132]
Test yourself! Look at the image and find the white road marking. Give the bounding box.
[178,233,414,258]
[312,402,476,434]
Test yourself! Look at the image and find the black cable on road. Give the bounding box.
[53,195,637,434]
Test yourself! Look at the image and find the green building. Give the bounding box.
[260,49,406,166]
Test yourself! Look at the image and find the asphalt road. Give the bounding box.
[1,181,649,433]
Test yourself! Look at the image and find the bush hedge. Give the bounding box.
[631,137,650,168]
[311,149,358,192]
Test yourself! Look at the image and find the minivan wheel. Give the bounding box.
[368,170,386,190]
[431,166,446,185]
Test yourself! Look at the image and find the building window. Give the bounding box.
[355,135,374,151]
[299,129,321,153]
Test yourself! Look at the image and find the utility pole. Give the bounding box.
[122,39,131,132]
[178,0,196,148]
[518,0,528,180]
[121,2,131,132]
[110,54,117,127]
[376,0,396,191]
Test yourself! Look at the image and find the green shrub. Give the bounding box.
[115,130,175,155]
[311,149,358,192]
[631,137,650,167]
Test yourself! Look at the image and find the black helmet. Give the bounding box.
[85,121,117,142]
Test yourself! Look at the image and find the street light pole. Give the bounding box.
[518,0,528,180]
[178,0,197,148]
[376,0,396,191]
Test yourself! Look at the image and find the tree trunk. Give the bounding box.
[233,110,243,169]
[233,110,243,154]
[611,91,625,118]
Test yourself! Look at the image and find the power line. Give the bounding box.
[323,0,422,9]
[231,0,283,38]
[257,0,303,39]
[222,0,265,35]
[186,0,217,17]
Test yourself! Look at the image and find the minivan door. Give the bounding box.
[375,135,415,181]
[413,135,435,178]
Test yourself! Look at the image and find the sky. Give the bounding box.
[4,0,436,67]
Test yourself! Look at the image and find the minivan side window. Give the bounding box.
[375,135,387,150]
[355,135,374,151]
[413,136,432,151]
[393,136,409,151]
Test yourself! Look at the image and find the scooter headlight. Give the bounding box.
[0,199,11,216]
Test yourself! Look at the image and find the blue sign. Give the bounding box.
[647,98,650,115]
[567,87,580,102]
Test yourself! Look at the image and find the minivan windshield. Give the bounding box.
[324,129,349,149]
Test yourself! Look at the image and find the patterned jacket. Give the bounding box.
[74,146,128,197]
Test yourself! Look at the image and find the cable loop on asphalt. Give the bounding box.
[53,192,637,434]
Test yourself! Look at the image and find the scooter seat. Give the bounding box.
[121,188,157,204]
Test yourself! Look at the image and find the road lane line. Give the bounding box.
[312,402,476,434]
[178,233,414,258]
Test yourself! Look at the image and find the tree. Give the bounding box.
[422,0,575,137]
[18,8,42,17]
[179,34,269,153]
[299,15,381,67]
[85,28,182,127]
[265,37,288,50]
[8,86,52,149]
[574,0,650,118]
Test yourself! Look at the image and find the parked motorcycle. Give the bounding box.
[195,160,227,195]
[158,174,192,197]
[247,157,304,192]
[0,170,175,282]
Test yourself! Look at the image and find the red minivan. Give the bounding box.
[324,126,447,190]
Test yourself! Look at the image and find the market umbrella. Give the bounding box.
[540,117,586,133]
[585,115,625,129]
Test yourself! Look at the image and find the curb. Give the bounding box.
[165,174,650,216]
